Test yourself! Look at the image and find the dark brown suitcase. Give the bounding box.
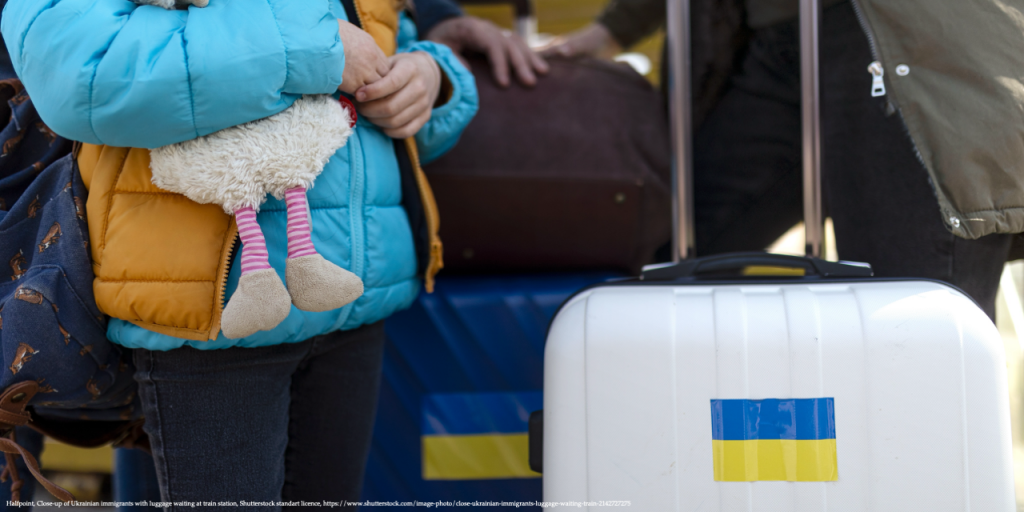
[426,56,672,274]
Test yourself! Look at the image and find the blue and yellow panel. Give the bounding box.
[422,391,542,480]
[711,398,837,482]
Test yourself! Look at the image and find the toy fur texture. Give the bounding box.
[150,95,354,214]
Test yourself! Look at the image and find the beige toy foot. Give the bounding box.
[221,268,293,339]
[286,254,364,312]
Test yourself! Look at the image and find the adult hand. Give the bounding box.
[540,23,622,60]
[355,52,442,139]
[426,16,549,88]
[338,19,392,94]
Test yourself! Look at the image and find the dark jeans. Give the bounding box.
[134,322,386,512]
[694,0,1011,318]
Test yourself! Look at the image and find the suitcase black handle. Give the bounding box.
[641,252,873,280]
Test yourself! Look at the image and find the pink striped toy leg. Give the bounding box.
[284,185,364,312]
[285,186,318,259]
[235,206,272,275]
[223,206,291,339]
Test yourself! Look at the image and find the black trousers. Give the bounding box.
[135,322,386,511]
[693,0,1011,318]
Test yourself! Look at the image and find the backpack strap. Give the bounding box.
[0,430,74,502]
[0,381,35,428]
[0,381,75,502]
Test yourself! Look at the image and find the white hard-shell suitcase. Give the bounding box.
[535,0,1017,510]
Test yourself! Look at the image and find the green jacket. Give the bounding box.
[600,0,1024,239]
[855,0,1024,239]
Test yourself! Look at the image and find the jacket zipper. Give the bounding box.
[849,0,959,231]
[850,0,886,97]
[350,0,367,31]
[218,236,238,309]
[349,130,366,282]
[867,61,886,97]
[211,225,239,339]
[331,125,366,330]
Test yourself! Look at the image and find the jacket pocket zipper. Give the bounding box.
[851,0,886,98]
[868,61,886,97]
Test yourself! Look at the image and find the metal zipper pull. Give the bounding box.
[868,61,886,97]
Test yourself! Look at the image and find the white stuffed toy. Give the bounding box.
[137,0,364,339]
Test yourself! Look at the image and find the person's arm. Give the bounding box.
[597,0,666,49]
[402,39,478,163]
[412,0,464,41]
[2,0,345,148]
[400,14,478,163]
[415,0,546,87]
[541,0,664,58]
[427,15,547,87]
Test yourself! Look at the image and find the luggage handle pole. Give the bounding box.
[800,0,824,258]
[667,0,824,261]
[667,0,693,262]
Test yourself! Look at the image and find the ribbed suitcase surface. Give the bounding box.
[543,279,1015,511]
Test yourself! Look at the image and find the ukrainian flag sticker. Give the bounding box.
[711,398,837,482]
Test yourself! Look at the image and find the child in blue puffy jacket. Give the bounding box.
[1,0,477,505]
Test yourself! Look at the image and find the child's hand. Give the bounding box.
[338,20,391,94]
[353,52,442,139]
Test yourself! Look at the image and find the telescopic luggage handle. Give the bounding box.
[667,0,824,261]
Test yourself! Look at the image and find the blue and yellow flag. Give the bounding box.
[711,398,837,482]
[422,392,542,480]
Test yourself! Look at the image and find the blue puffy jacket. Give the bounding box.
[2,0,478,351]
